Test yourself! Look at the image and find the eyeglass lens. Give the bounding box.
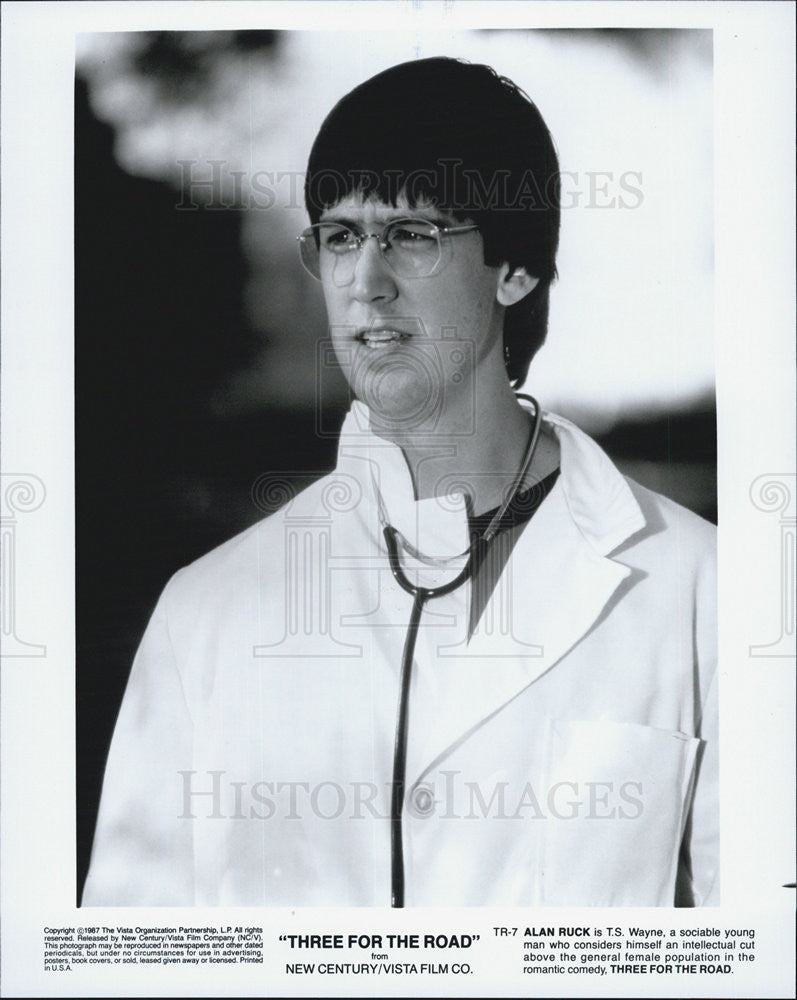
[299,220,443,279]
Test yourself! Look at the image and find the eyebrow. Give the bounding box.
[319,211,457,229]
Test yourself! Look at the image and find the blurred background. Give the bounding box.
[76,28,715,899]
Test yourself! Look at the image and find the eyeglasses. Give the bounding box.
[297,218,479,281]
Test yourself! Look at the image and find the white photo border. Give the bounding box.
[1,2,794,998]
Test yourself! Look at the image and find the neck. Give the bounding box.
[368,370,559,516]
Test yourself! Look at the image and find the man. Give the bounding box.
[82,57,718,907]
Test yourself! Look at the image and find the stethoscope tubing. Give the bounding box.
[383,394,542,907]
[384,530,483,907]
[388,589,423,909]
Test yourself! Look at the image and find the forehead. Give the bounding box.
[319,192,456,225]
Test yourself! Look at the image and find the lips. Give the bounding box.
[355,326,412,349]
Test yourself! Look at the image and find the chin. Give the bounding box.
[355,365,444,434]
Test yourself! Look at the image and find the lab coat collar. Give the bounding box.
[544,409,646,556]
[334,400,646,559]
[336,400,470,562]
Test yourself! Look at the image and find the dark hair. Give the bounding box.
[304,56,560,387]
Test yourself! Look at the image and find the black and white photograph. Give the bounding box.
[1,2,794,997]
[76,28,719,910]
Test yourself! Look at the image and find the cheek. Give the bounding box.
[318,288,352,378]
[321,281,343,322]
[327,328,355,389]
[323,288,355,350]
[428,276,499,343]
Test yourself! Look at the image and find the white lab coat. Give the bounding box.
[82,403,718,908]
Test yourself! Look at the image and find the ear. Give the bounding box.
[496,264,540,307]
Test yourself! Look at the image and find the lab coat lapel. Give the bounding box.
[407,413,648,786]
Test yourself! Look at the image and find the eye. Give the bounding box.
[320,225,358,252]
[387,221,438,247]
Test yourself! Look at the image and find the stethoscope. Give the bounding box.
[380,393,543,906]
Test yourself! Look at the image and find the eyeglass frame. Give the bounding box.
[296,217,480,281]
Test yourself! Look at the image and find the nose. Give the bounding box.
[350,234,398,303]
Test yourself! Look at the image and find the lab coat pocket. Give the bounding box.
[539,719,700,907]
